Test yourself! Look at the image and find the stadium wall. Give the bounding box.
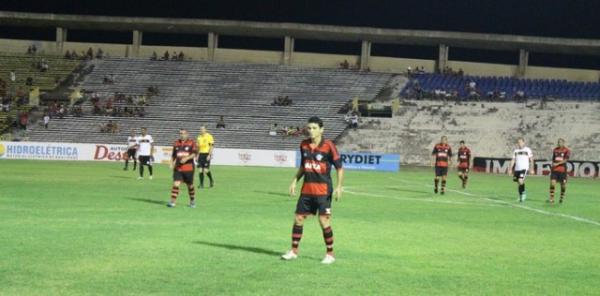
[1,37,598,82]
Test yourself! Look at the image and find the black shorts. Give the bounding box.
[138,155,152,166]
[457,167,469,174]
[126,148,137,159]
[173,170,195,184]
[295,195,332,216]
[550,171,568,183]
[197,153,211,168]
[513,170,527,182]
[435,166,448,176]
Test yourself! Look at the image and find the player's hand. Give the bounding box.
[289,180,297,197]
[207,154,212,161]
[334,186,343,201]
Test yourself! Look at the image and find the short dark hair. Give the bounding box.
[307,116,323,127]
[460,140,465,144]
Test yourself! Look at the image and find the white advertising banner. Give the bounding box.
[0,141,296,168]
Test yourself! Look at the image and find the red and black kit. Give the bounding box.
[432,143,452,176]
[172,139,198,184]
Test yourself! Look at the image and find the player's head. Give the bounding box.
[179,129,189,140]
[141,127,147,136]
[200,126,207,135]
[459,140,465,148]
[441,136,448,144]
[516,137,525,148]
[557,138,565,147]
[306,116,324,140]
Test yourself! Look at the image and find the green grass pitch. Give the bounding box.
[1,160,599,295]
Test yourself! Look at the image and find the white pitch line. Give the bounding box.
[387,177,600,227]
[344,189,504,208]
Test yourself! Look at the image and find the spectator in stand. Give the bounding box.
[10,70,16,83]
[96,48,104,59]
[150,51,158,61]
[350,112,359,130]
[19,111,28,130]
[178,51,185,61]
[86,47,94,59]
[163,51,170,61]
[25,77,33,86]
[58,105,66,119]
[340,60,350,69]
[457,68,464,76]
[514,90,526,101]
[216,116,226,129]
[43,113,50,129]
[269,123,278,136]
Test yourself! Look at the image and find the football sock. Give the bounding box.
[199,173,204,187]
[463,176,468,187]
[322,226,334,255]
[139,165,144,177]
[549,185,555,201]
[441,180,447,193]
[207,172,214,183]
[124,159,129,169]
[170,186,179,202]
[560,186,566,201]
[518,184,525,195]
[148,166,153,176]
[434,179,439,191]
[188,185,195,201]
[291,224,303,253]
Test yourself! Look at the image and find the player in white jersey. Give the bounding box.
[123,129,138,171]
[135,127,155,180]
[508,138,534,202]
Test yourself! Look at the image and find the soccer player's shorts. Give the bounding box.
[457,167,469,174]
[126,148,137,159]
[435,166,449,176]
[550,171,568,183]
[138,155,152,166]
[513,170,527,182]
[173,170,195,184]
[197,153,211,168]
[295,195,332,216]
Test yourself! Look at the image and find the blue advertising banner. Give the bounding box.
[296,151,400,172]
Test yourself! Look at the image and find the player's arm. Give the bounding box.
[431,148,436,167]
[334,167,344,201]
[170,145,177,169]
[330,143,344,201]
[529,154,535,173]
[448,148,453,167]
[289,167,304,197]
[207,140,214,160]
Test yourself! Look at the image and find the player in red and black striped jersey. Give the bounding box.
[549,138,571,204]
[457,140,472,189]
[167,129,198,208]
[431,136,452,194]
[282,117,344,265]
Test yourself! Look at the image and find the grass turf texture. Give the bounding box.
[1,160,599,295]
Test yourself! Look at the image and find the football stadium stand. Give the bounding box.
[26,57,392,149]
[337,99,600,164]
[402,73,600,100]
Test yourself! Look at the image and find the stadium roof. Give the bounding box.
[1,10,600,56]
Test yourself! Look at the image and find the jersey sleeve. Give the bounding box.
[299,144,305,171]
[329,141,343,169]
[448,147,453,157]
[565,149,571,160]
[527,148,533,158]
[208,135,214,145]
[149,136,154,144]
[432,146,437,155]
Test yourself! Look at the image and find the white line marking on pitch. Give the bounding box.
[344,189,504,208]
[385,177,600,227]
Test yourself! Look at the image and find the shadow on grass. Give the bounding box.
[253,190,290,198]
[127,197,165,206]
[193,240,281,256]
